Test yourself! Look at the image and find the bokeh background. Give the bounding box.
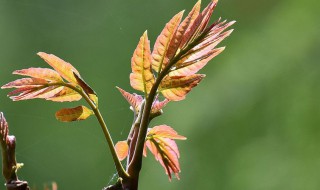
[0,0,319,189]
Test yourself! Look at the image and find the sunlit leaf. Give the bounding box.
[37,52,80,84]
[148,125,186,140]
[178,0,201,49]
[55,105,94,122]
[145,125,186,180]
[10,87,52,101]
[47,87,82,102]
[73,72,98,105]
[13,68,63,82]
[130,31,155,95]
[150,97,170,119]
[159,74,205,101]
[169,47,225,76]
[33,86,64,99]
[1,78,48,89]
[115,141,129,161]
[151,98,170,114]
[117,87,143,113]
[152,11,184,73]
[199,21,235,48]
[195,0,217,36]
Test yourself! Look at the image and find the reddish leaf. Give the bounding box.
[13,68,63,82]
[169,47,225,76]
[169,20,234,76]
[179,0,202,49]
[195,0,217,37]
[55,105,94,122]
[159,74,205,101]
[115,141,129,161]
[145,140,159,160]
[2,53,87,103]
[172,0,201,53]
[148,125,186,140]
[37,52,80,84]
[31,86,64,99]
[3,81,69,102]
[47,87,82,102]
[1,78,48,89]
[10,87,53,101]
[116,87,143,112]
[199,21,235,48]
[145,125,186,180]
[152,11,184,73]
[117,87,170,116]
[151,98,170,114]
[130,31,155,95]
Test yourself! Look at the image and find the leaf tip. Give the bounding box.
[37,52,47,58]
[230,20,237,25]
[178,10,185,17]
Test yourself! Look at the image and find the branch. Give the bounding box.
[128,31,209,177]
[0,112,30,190]
[61,83,129,180]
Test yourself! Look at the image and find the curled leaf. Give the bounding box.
[55,106,94,122]
[159,74,205,101]
[115,141,129,161]
[130,31,155,95]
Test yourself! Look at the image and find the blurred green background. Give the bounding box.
[0,0,319,189]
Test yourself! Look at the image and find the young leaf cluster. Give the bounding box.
[115,0,235,180]
[1,0,235,187]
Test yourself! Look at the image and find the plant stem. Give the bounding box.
[62,83,129,179]
[128,32,208,178]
